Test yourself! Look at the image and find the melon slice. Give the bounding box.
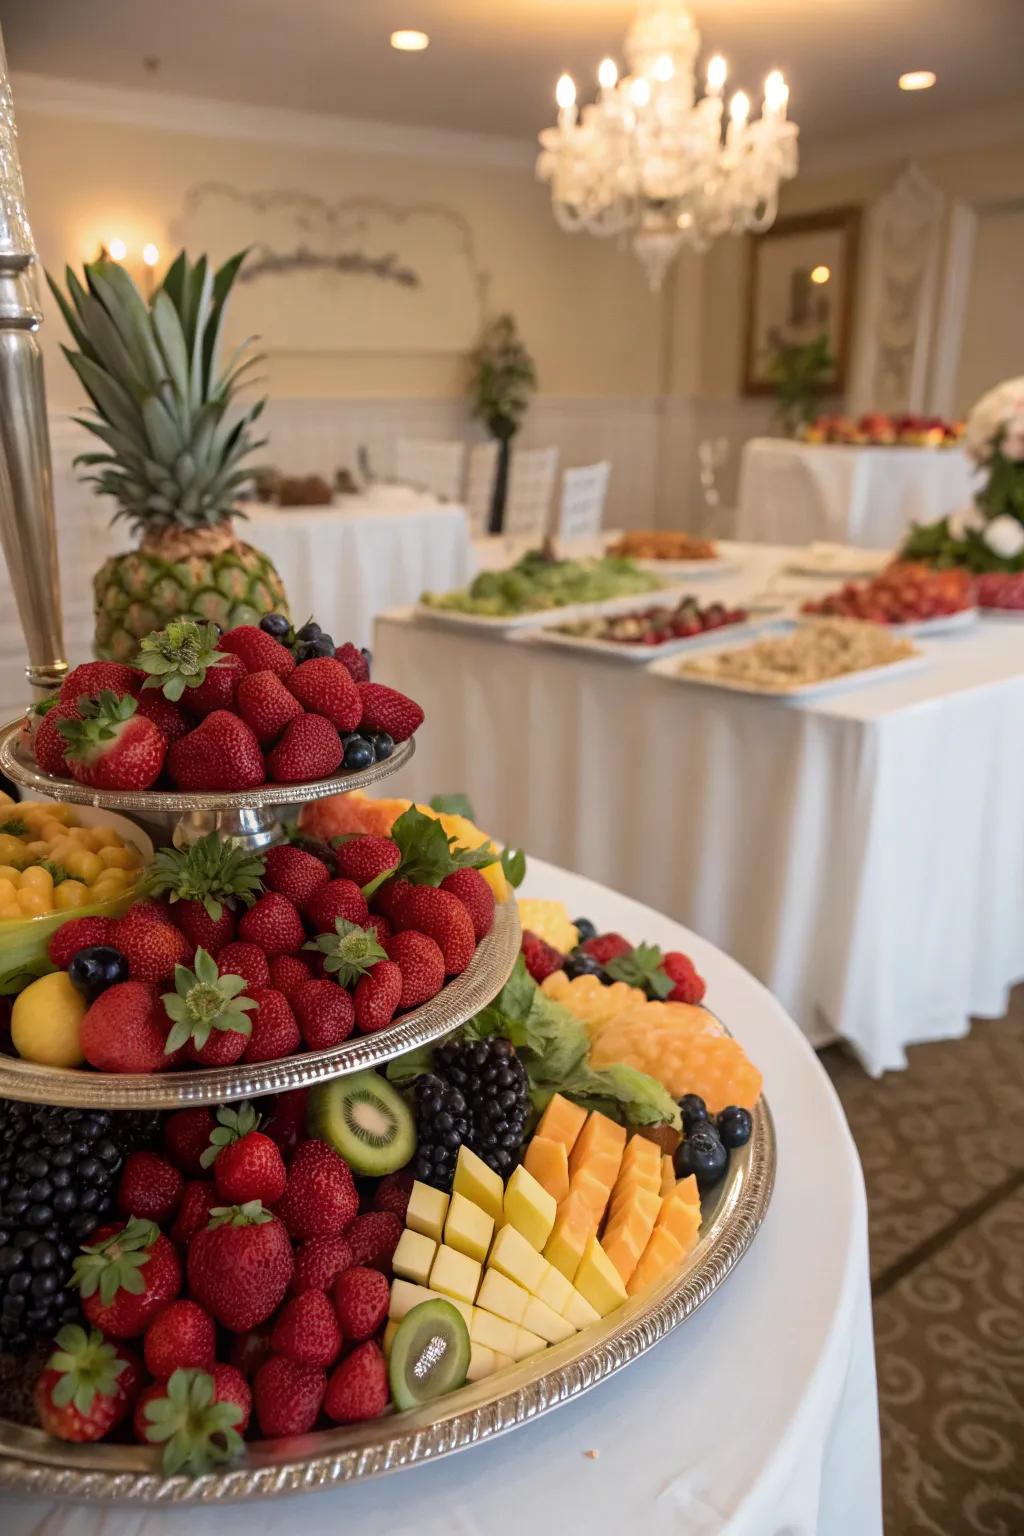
[543,1189,595,1280]
[627,1226,686,1296]
[535,1094,588,1155]
[566,1166,612,1226]
[523,1135,570,1204]
[601,1186,662,1284]
[568,1110,627,1180]
[660,1155,677,1197]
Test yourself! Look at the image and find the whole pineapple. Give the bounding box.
[48,251,289,660]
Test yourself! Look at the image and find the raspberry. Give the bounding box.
[662,951,706,1005]
[521,930,564,983]
[581,932,633,966]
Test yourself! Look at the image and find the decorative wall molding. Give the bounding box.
[800,99,1024,176]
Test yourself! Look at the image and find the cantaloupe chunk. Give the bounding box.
[523,1135,570,1204]
[675,1174,700,1206]
[655,1194,701,1254]
[660,1155,677,1196]
[627,1226,686,1296]
[601,1187,661,1284]
[566,1167,612,1225]
[605,1184,661,1235]
[568,1111,626,1180]
[620,1136,661,1182]
[535,1094,588,1155]
[543,1189,595,1280]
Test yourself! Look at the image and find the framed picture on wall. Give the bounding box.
[742,206,861,396]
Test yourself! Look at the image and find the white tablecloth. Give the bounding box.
[3,858,880,1536]
[735,439,977,549]
[375,544,1024,1075]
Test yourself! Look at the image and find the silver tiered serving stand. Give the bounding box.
[0,31,775,1503]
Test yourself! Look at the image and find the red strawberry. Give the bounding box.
[275,1138,358,1241]
[290,1234,354,1296]
[187,1202,294,1331]
[59,692,166,790]
[285,657,361,731]
[116,1151,183,1225]
[355,682,423,743]
[143,1300,216,1379]
[582,933,632,965]
[383,930,446,1009]
[133,689,190,744]
[521,930,564,984]
[202,1104,288,1206]
[440,869,495,939]
[371,1170,413,1222]
[73,1218,182,1339]
[47,915,116,970]
[219,625,295,679]
[661,951,706,1005]
[237,891,305,955]
[167,711,265,792]
[60,661,143,707]
[241,987,301,1063]
[235,669,303,744]
[345,1210,402,1272]
[263,844,330,906]
[291,978,355,1049]
[163,1108,216,1176]
[332,1266,389,1341]
[333,641,370,684]
[303,878,370,934]
[34,707,74,776]
[395,887,475,974]
[217,942,271,991]
[323,1340,388,1424]
[170,1181,219,1247]
[271,1290,341,1367]
[134,1364,251,1463]
[371,877,412,924]
[353,959,402,1033]
[115,916,191,985]
[34,1325,141,1443]
[187,1025,248,1067]
[80,981,173,1073]
[332,835,400,887]
[366,913,391,946]
[179,652,246,718]
[115,900,172,941]
[267,714,343,784]
[229,1326,273,1379]
[260,1087,309,1159]
[253,1355,325,1438]
[267,952,313,998]
[168,897,235,955]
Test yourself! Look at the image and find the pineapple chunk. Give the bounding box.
[453,1146,504,1224]
[467,1343,498,1383]
[429,1244,482,1306]
[391,1228,437,1286]
[476,1268,529,1325]
[406,1180,450,1242]
[470,1308,520,1356]
[512,1327,547,1360]
[574,1235,628,1317]
[516,899,578,954]
[561,1287,601,1329]
[503,1164,557,1251]
[522,1294,575,1344]
[389,1278,473,1326]
[489,1224,548,1294]
[492,1351,514,1371]
[444,1192,494,1265]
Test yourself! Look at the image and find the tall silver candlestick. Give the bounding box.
[0,28,66,699]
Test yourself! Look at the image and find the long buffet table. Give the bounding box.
[376,543,1024,1076]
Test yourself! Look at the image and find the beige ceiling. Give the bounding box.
[3,0,1023,149]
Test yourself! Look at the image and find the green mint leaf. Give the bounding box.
[500,848,527,887]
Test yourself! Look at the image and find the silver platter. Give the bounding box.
[0,1100,774,1503]
[0,899,521,1108]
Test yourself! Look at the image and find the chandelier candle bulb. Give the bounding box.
[629,77,652,108]
[598,57,619,92]
[729,90,750,127]
[764,71,788,119]
[556,73,577,127]
[706,54,727,95]
[653,54,675,83]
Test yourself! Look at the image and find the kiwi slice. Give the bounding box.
[308,1070,416,1175]
[389,1299,471,1411]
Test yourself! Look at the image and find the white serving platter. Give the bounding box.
[979,606,1024,621]
[646,632,929,702]
[798,606,979,638]
[520,614,781,665]
[784,544,891,579]
[631,555,741,580]
[413,582,676,635]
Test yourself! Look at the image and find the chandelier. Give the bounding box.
[536,0,799,290]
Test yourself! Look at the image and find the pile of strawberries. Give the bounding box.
[801,562,974,626]
[28,617,423,793]
[34,1097,413,1463]
[47,814,498,1073]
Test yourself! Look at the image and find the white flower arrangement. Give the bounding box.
[983,514,1024,560]
[964,377,1024,467]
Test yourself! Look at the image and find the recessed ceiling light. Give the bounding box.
[391,30,429,52]
[899,70,936,91]
[810,264,831,285]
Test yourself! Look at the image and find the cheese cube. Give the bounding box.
[429,1244,482,1306]
[444,1192,494,1264]
[512,1326,547,1360]
[388,1279,473,1326]
[382,1318,399,1357]
[503,1164,557,1251]
[476,1267,529,1325]
[561,1286,601,1329]
[470,1308,520,1356]
[453,1145,503,1224]
[492,1351,514,1372]
[391,1228,437,1286]
[406,1180,450,1242]
[467,1343,498,1383]
[535,1263,573,1313]
[489,1223,549,1295]
[574,1235,628,1317]
[522,1294,576,1344]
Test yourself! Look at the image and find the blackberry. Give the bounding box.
[0,1102,160,1351]
[434,1037,529,1181]
[412,1075,471,1192]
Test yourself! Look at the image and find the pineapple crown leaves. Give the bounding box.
[199,1102,261,1170]
[359,805,497,899]
[72,1217,160,1306]
[147,831,265,919]
[161,946,256,1054]
[141,1367,245,1477]
[137,620,232,702]
[206,1200,273,1230]
[47,1324,129,1418]
[604,943,674,1000]
[57,690,139,760]
[304,918,388,986]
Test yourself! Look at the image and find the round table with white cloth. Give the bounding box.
[375,542,1024,1076]
[2,858,881,1536]
[735,438,977,549]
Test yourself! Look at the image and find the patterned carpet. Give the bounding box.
[821,994,1024,1535]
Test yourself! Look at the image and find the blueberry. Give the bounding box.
[296,621,322,641]
[68,945,128,1000]
[675,1125,728,1189]
[678,1093,708,1136]
[259,612,291,638]
[717,1106,752,1149]
[573,917,597,943]
[369,731,394,761]
[563,949,603,980]
[343,737,375,772]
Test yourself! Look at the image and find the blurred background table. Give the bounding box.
[735,439,977,549]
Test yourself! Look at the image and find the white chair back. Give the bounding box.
[394,438,466,502]
[557,461,611,543]
[464,440,499,536]
[503,445,560,541]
